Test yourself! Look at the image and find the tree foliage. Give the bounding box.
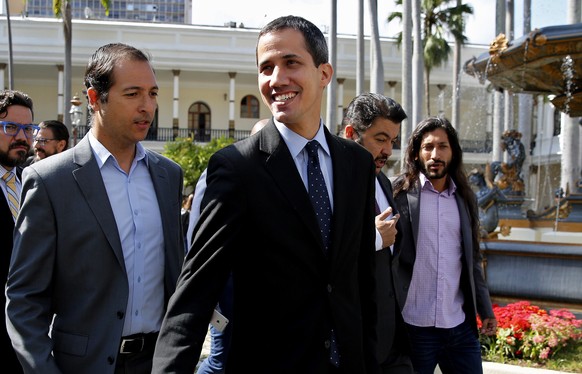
[388,0,473,115]
[163,137,236,192]
[53,0,110,17]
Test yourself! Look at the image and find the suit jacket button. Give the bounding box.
[107,356,115,365]
[117,311,124,319]
[324,340,331,349]
[327,284,332,293]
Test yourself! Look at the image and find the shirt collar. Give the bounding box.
[88,130,148,169]
[0,165,15,178]
[419,172,457,195]
[273,119,330,159]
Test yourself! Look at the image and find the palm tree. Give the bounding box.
[53,0,110,131]
[369,0,384,94]
[389,0,473,115]
[4,0,14,89]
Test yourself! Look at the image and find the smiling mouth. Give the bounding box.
[273,92,296,102]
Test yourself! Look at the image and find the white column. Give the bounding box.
[336,78,345,134]
[560,114,580,193]
[172,69,180,138]
[492,90,504,162]
[388,81,397,100]
[0,63,5,90]
[228,72,236,134]
[57,65,64,123]
[437,84,446,118]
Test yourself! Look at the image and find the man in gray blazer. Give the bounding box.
[392,117,497,374]
[6,43,184,374]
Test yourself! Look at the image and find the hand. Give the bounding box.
[480,318,497,336]
[375,207,400,248]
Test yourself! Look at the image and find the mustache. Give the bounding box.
[427,159,445,166]
[9,140,30,150]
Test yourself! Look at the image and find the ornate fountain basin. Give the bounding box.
[464,23,582,117]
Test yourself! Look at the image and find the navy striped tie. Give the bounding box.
[304,140,340,367]
[305,140,332,253]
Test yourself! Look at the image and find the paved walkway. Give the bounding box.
[196,330,570,373]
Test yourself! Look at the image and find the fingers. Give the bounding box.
[376,207,392,221]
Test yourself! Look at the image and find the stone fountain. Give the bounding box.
[464,23,582,313]
[464,23,582,117]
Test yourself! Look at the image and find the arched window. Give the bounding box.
[240,95,259,119]
[188,101,211,142]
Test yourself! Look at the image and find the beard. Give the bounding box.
[0,142,30,168]
[421,160,450,180]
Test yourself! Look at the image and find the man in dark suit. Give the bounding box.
[392,117,497,374]
[153,16,379,374]
[0,89,35,374]
[6,43,184,374]
[341,93,413,374]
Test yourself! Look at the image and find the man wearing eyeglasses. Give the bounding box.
[0,88,35,373]
[25,120,70,165]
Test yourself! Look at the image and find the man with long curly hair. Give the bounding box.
[392,117,497,374]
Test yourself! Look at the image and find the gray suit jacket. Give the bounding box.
[6,136,184,374]
[392,178,494,336]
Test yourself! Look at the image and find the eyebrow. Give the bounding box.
[122,85,159,92]
[259,53,302,67]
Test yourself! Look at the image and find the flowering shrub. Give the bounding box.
[479,301,582,363]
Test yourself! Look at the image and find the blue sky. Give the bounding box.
[191,0,568,46]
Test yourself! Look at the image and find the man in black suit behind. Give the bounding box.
[153,16,379,374]
[341,93,413,374]
[0,89,35,373]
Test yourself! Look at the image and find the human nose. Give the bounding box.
[140,95,157,113]
[270,65,288,87]
[383,143,393,158]
[13,127,28,141]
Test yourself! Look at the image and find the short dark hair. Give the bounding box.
[341,93,407,135]
[257,15,328,67]
[84,43,151,105]
[0,90,34,120]
[39,120,70,150]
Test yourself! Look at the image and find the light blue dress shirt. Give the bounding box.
[273,120,334,211]
[88,132,164,336]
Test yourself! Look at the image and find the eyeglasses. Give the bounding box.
[33,138,58,146]
[0,121,40,139]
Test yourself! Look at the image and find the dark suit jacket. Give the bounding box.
[392,177,494,336]
[1,167,23,372]
[153,121,379,374]
[374,172,411,365]
[6,137,184,374]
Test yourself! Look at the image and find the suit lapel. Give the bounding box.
[147,150,171,246]
[261,122,324,250]
[408,183,421,246]
[72,137,125,270]
[377,172,398,214]
[328,132,351,258]
[455,193,473,263]
[377,172,401,254]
